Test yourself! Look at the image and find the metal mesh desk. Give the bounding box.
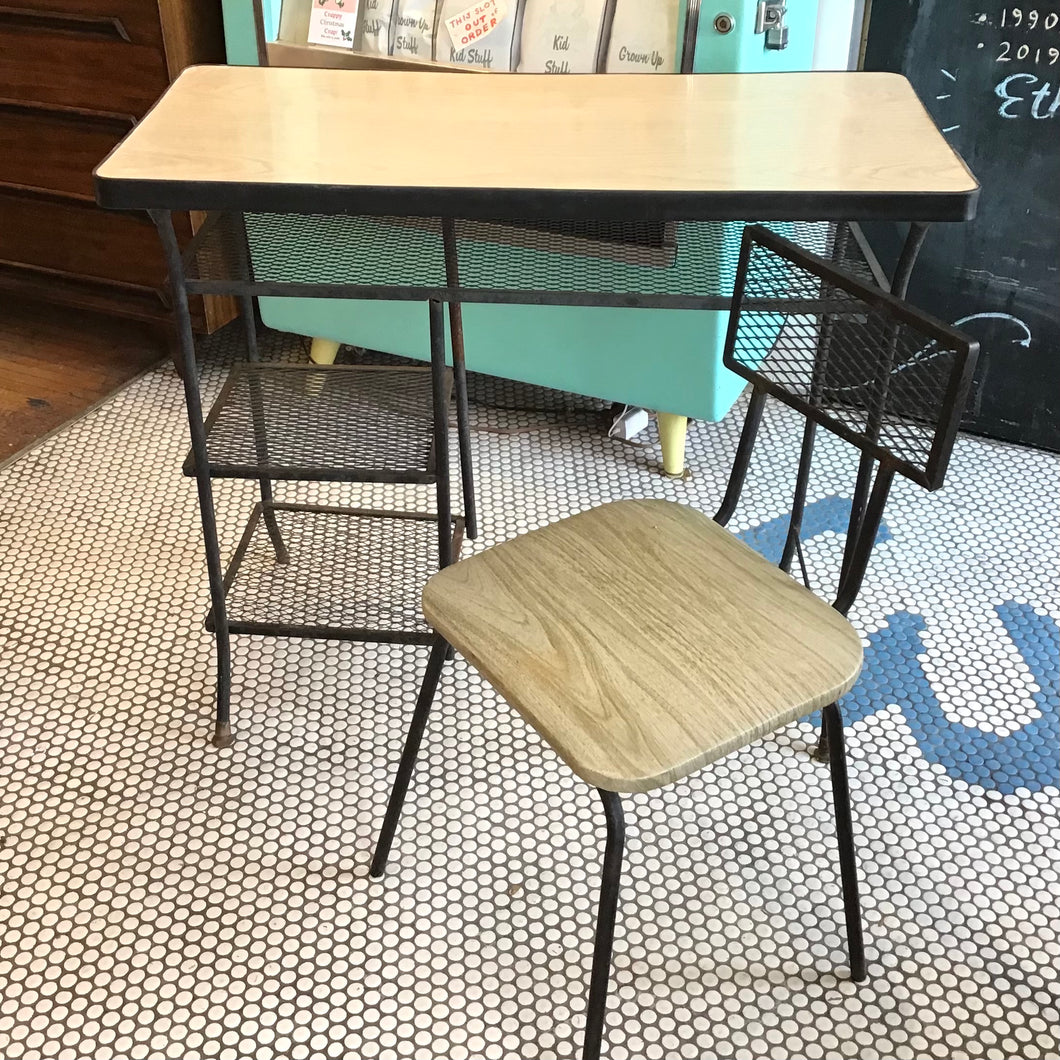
[95,65,978,749]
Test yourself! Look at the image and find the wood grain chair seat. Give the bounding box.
[369,226,979,1060]
[423,498,863,794]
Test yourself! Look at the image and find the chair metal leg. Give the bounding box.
[370,637,449,878]
[812,724,830,762]
[583,789,626,1060]
[822,702,867,982]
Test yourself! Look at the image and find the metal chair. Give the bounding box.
[369,225,979,1060]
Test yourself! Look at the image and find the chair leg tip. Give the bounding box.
[212,723,234,749]
[850,964,868,982]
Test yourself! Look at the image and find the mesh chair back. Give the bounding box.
[724,225,978,491]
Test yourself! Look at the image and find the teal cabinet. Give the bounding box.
[221,0,820,425]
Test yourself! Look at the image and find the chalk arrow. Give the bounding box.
[953,311,1033,348]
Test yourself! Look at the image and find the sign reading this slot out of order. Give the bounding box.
[445,0,508,47]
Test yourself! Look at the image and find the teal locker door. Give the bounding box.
[223,0,280,64]
[693,0,818,72]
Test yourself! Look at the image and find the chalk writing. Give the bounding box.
[952,312,1033,346]
[1000,8,1060,29]
[997,41,1060,61]
[995,72,1060,116]
[992,5,1060,66]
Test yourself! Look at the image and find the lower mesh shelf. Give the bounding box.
[186,363,440,482]
[211,503,463,642]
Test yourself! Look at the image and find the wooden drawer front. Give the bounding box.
[0,192,165,288]
[0,1,164,47]
[0,104,132,199]
[0,16,168,113]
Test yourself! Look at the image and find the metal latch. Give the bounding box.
[755,0,788,49]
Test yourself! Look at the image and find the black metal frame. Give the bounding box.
[150,209,478,747]
[208,502,464,643]
[161,209,908,752]
[367,220,981,1060]
[723,225,978,493]
[719,225,976,763]
[177,211,894,313]
[152,191,959,1058]
[181,362,443,482]
[100,174,980,223]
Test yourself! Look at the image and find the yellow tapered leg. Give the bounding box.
[309,337,341,365]
[657,412,688,477]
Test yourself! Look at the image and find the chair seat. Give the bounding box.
[422,500,863,793]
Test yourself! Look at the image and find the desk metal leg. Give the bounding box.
[231,214,288,565]
[782,221,853,578]
[822,221,931,764]
[151,210,234,748]
[429,299,453,569]
[838,222,930,588]
[442,218,478,541]
[449,302,477,540]
[238,293,289,565]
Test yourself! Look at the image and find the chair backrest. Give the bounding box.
[716,224,979,614]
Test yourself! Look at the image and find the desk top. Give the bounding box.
[95,66,978,222]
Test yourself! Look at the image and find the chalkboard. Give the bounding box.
[863,1,1060,450]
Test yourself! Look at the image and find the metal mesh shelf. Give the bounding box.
[212,503,462,643]
[186,363,440,482]
[183,213,885,309]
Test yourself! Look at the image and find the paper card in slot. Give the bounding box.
[517,0,609,74]
[605,0,681,73]
[392,0,439,60]
[444,0,507,46]
[308,0,361,49]
[359,0,397,53]
[439,0,518,68]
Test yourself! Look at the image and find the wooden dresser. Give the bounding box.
[0,0,234,332]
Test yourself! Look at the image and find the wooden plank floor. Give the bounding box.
[0,296,168,461]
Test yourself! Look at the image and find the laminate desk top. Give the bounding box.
[96,65,978,221]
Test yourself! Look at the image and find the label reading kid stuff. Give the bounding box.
[308,0,361,49]
[444,0,508,50]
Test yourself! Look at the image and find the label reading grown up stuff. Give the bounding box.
[605,0,680,72]
[308,0,361,49]
[392,0,439,59]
